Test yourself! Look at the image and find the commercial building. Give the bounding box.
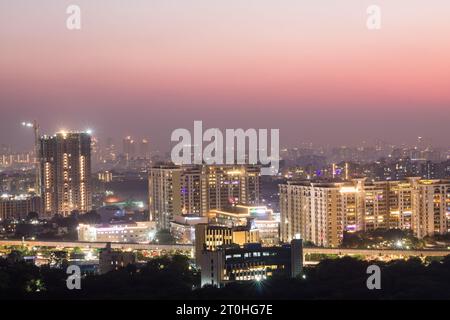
[200,239,303,287]
[0,194,41,220]
[40,131,92,216]
[170,214,208,244]
[194,223,259,263]
[148,164,260,230]
[77,221,156,243]
[280,178,450,246]
[209,205,280,245]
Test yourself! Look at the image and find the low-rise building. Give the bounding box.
[194,223,260,263]
[210,205,280,245]
[99,243,136,274]
[0,194,41,220]
[170,214,208,244]
[200,239,303,287]
[77,221,156,243]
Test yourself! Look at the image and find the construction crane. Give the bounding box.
[21,120,41,196]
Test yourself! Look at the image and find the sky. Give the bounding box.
[0,0,449,151]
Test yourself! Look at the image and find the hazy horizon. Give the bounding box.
[1,0,449,151]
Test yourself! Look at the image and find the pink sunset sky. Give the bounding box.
[0,0,449,150]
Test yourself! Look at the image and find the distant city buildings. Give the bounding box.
[280,139,445,166]
[97,170,113,182]
[90,136,101,166]
[123,136,136,160]
[282,158,450,182]
[102,137,117,163]
[280,178,450,246]
[123,136,151,160]
[84,135,151,171]
[0,171,35,195]
[0,144,35,170]
[1,128,449,259]
[139,138,151,160]
[0,152,34,168]
[40,131,92,216]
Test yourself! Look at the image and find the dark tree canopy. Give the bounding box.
[26,212,39,221]
[1,254,450,299]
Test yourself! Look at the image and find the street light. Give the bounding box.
[22,122,33,128]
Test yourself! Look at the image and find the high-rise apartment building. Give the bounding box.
[413,179,450,238]
[385,180,415,230]
[148,164,261,230]
[280,178,450,246]
[148,165,182,229]
[40,132,92,216]
[362,180,415,231]
[280,180,365,247]
[202,165,260,213]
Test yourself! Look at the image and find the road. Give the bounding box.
[1,240,449,258]
[303,247,450,258]
[0,239,193,253]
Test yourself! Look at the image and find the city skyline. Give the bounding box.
[1,128,449,155]
[1,0,450,304]
[1,0,450,151]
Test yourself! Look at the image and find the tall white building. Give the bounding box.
[148,165,182,229]
[280,180,364,247]
[413,179,450,238]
